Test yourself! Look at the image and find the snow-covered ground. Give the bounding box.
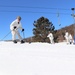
[0,41,75,75]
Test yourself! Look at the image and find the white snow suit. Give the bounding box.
[64,32,69,44]
[68,34,73,44]
[10,19,23,41]
[47,33,54,44]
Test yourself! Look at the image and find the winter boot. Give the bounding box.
[13,40,17,43]
[70,42,72,44]
[21,40,24,44]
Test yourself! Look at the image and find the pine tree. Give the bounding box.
[33,16,55,42]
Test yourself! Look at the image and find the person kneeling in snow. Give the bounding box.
[47,31,54,44]
[10,16,24,43]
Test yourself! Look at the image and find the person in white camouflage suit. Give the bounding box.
[10,16,24,43]
[64,30,69,44]
[68,33,73,44]
[47,31,54,44]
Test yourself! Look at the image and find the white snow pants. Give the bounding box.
[49,38,54,44]
[11,30,22,41]
[65,37,69,44]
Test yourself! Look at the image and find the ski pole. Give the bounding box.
[22,31,25,39]
[1,31,11,41]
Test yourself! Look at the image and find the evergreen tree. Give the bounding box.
[33,16,55,42]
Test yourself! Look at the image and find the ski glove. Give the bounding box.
[22,29,24,32]
[14,26,17,29]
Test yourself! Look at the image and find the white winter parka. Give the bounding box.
[47,33,54,40]
[10,19,22,31]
